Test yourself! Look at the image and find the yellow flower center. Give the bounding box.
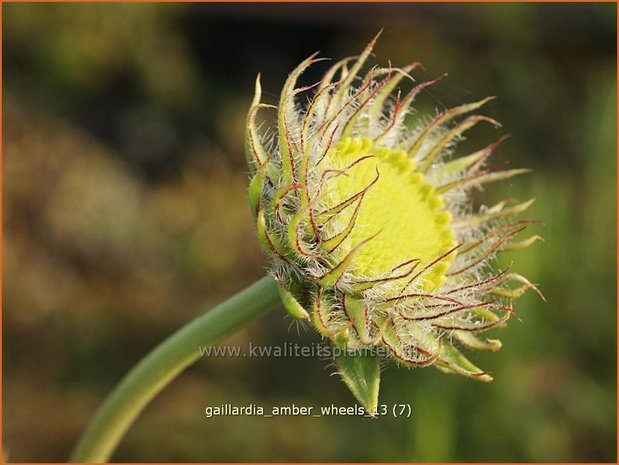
[319,137,457,291]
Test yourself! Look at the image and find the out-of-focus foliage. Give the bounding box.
[3,3,616,462]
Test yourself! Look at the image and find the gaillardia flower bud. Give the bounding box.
[245,35,541,413]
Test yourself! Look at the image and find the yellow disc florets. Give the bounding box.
[245,34,541,412]
[319,137,456,291]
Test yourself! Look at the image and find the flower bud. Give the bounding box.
[245,34,541,413]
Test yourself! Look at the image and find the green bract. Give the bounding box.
[245,35,541,413]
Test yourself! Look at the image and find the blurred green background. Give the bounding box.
[3,3,616,462]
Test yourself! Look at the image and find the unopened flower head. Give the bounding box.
[245,35,541,410]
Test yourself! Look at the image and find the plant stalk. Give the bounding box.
[71,275,280,462]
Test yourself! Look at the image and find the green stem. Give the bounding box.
[71,276,280,463]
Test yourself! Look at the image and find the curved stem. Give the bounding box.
[71,276,281,462]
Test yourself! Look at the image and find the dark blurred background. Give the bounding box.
[3,3,617,462]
